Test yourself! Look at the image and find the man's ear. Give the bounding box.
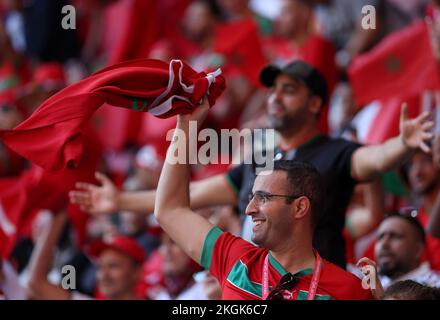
[293,196,311,220]
[308,95,323,117]
[415,242,425,262]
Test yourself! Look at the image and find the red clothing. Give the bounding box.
[201,227,373,300]
[418,208,440,271]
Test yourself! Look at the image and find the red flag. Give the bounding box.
[91,105,143,152]
[348,21,440,106]
[365,94,422,144]
[0,59,226,171]
[0,128,101,257]
[214,19,268,88]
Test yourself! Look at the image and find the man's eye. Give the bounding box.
[283,86,297,93]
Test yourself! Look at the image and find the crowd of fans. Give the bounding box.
[1,0,440,300]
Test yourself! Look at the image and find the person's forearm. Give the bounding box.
[27,213,67,286]
[364,178,385,229]
[353,136,411,181]
[372,136,411,171]
[117,190,156,213]
[118,175,236,214]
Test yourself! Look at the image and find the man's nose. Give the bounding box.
[245,197,258,216]
[269,88,282,103]
[379,234,392,250]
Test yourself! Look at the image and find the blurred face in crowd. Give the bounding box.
[120,211,146,236]
[408,151,440,195]
[267,74,321,134]
[0,104,23,129]
[183,1,216,42]
[245,171,302,250]
[218,0,249,17]
[159,234,192,277]
[375,217,424,279]
[276,0,313,38]
[96,249,141,299]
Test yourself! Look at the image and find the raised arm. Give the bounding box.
[27,211,70,300]
[427,135,440,238]
[352,104,435,181]
[69,169,236,215]
[154,100,215,263]
[345,178,385,239]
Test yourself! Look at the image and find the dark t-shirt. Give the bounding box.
[226,134,361,268]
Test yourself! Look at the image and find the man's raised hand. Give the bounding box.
[400,103,435,153]
[69,172,118,215]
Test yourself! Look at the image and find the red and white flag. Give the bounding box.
[0,59,225,171]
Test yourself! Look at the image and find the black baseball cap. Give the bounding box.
[259,60,328,104]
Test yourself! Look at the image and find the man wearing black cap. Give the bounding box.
[71,60,434,268]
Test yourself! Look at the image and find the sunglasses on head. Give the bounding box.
[397,207,418,218]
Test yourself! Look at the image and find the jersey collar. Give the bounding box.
[268,251,315,277]
[277,133,325,153]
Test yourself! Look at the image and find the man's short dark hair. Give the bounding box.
[384,211,426,244]
[382,280,440,300]
[271,160,324,229]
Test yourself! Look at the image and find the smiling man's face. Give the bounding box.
[245,171,296,249]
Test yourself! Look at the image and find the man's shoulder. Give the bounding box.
[298,135,362,161]
[321,260,373,300]
[313,135,361,149]
[215,232,260,254]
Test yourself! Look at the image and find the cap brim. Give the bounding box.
[259,64,282,88]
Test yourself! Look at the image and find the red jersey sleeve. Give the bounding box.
[200,227,256,286]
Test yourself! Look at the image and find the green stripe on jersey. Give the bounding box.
[200,227,223,270]
[225,173,240,196]
[226,260,263,299]
[297,290,332,300]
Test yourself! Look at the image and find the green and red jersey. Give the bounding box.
[201,227,374,300]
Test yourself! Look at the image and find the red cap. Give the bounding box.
[87,235,145,264]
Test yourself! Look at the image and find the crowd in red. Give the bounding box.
[1,0,440,300]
